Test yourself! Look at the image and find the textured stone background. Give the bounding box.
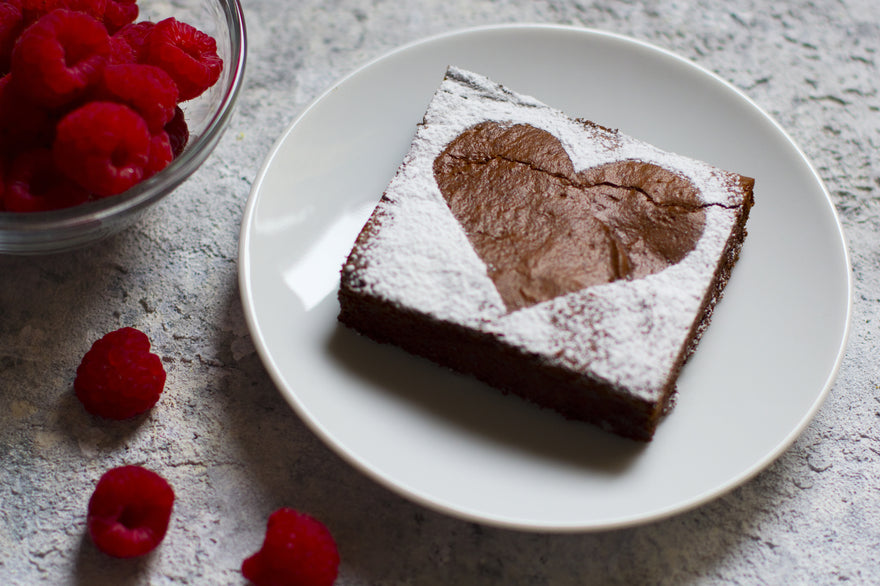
[2,0,879,583]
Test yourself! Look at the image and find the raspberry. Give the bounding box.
[4,148,90,212]
[21,0,110,25]
[145,130,173,178]
[107,32,135,64]
[54,101,152,197]
[0,0,23,74]
[164,105,189,158]
[143,17,222,101]
[97,63,179,133]
[102,0,137,34]
[74,327,166,420]
[61,0,107,20]
[21,0,64,25]
[242,508,340,586]
[87,465,175,558]
[112,20,153,62]
[11,9,110,109]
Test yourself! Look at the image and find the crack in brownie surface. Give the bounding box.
[433,121,708,312]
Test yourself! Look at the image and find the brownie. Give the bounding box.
[337,67,754,441]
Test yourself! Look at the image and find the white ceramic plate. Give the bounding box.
[239,25,851,531]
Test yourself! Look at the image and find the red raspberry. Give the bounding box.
[164,105,189,158]
[107,32,135,63]
[74,327,166,420]
[0,0,23,74]
[21,0,64,25]
[87,465,175,558]
[11,9,110,108]
[242,508,340,586]
[4,148,90,212]
[21,0,108,25]
[54,101,152,197]
[102,0,137,34]
[143,17,222,101]
[96,63,179,133]
[144,130,173,178]
[61,0,107,20]
[112,20,153,62]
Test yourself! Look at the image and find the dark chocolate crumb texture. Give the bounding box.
[338,67,754,441]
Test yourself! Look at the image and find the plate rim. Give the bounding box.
[238,23,853,532]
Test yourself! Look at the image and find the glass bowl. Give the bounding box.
[0,0,247,255]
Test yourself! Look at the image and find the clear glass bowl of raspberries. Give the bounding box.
[0,0,246,254]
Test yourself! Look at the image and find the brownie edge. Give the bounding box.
[337,283,662,441]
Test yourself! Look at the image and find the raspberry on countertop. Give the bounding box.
[242,508,340,586]
[87,465,175,558]
[74,326,166,420]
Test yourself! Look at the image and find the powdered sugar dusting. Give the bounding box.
[341,67,750,401]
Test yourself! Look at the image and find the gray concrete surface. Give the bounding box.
[2,0,879,583]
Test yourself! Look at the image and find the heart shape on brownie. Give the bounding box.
[433,121,707,312]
